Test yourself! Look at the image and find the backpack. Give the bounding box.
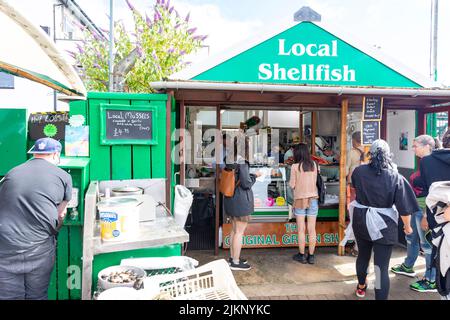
[219,166,240,197]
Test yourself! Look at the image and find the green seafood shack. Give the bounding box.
[150,20,450,256]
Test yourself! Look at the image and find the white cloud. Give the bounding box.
[76,0,263,66]
[170,0,263,64]
[9,0,449,86]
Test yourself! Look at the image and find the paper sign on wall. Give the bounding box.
[65,125,89,156]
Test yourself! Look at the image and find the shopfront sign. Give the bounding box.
[192,22,421,88]
[28,111,69,140]
[100,104,158,145]
[362,120,380,145]
[222,221,339,248]
[363,97,383,121]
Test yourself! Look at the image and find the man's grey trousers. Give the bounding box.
[0,237,56,300]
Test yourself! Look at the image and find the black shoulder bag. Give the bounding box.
[316,163,326,204]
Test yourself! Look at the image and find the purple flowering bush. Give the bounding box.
[72,0,206,92]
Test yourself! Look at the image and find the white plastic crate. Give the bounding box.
[142,259,248,300]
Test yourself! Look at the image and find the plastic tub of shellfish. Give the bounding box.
[98,265,146,290]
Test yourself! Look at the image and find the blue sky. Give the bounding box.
[11,0,450,86]
[76,0,449,85]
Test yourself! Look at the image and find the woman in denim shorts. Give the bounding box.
[289,143,319,264]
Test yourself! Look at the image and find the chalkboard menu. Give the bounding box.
[28,111,69,140]
[100,104,157,145]
[362,121,380,145]
[363,97,383,121]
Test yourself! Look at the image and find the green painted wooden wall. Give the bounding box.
[70,92,169,182]
[47,159,89,300]
[48,226,83,300]
[69,92,181,298]
[0,108,27,176]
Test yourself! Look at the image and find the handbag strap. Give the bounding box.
[234,165,241,189]
[355,147,365,162]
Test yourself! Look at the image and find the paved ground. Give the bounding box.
[186,246,441,300]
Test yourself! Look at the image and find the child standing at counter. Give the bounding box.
[289,143,319,264]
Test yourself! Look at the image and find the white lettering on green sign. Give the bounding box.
[278,39,338,57]
[258,39,356,82]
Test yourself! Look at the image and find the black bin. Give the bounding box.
[185,192,215,250]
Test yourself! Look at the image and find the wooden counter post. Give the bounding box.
[299,111,304,142]
[418,108,426,135]
[311,111,317,155]
[215,106,222,256]
[338,99,349,256]
[166,91,174,212]
[180,100,186,186]
[381,106,388,140]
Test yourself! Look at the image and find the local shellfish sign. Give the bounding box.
[191,22,422,88]
[259,39,356,82]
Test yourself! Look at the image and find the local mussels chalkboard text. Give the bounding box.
[106,110,152,140]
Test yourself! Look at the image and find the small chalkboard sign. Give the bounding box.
[362,121,380,145]
[100,104,157,145]
[28,111,69,140]
[363,97,383,121]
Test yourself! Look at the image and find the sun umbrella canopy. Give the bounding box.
[0,0,86,97]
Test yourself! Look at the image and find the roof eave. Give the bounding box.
[150,80,450,98]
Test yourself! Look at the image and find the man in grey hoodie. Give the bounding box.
[414,129,450,231]
[413,129,450,293]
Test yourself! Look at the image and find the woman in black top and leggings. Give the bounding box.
[347,140,417,300]
[223,135,260,271]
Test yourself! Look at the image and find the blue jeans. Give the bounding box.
[404,210,436,281]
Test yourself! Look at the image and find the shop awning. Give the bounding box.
[150,80,450,109]
[0,0,86,97]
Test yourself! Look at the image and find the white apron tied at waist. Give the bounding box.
[340,200,399,247]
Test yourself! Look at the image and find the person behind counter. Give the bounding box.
[0,138,72,300]
[344,139,416,300]
[345,131,365,256]
[317,145,339,163]
[268,144,285,165]
[316,145,340,181]
[290,143,319,265]
[346,131,365,185]
[284,136,301,164]
[224,136,261,271]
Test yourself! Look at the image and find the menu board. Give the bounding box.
[28,111,69,140]
[362,121,380,145]
[106,110,152,140]
[363,97,383,121]
[100,104,157,145]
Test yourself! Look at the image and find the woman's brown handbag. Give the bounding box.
[219,168,240,197]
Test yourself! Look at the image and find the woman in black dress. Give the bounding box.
[223,135,260,271]
[346,139,416,300]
